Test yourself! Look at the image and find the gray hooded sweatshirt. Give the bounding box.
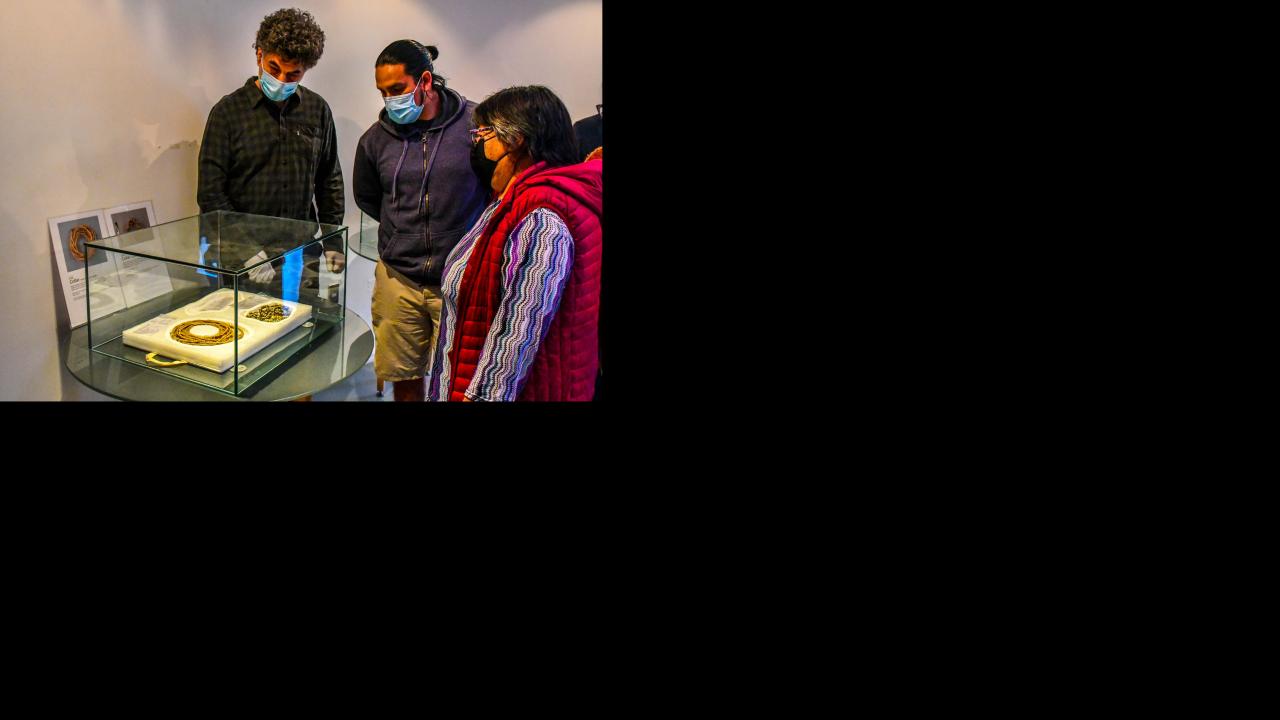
[353,86,490,287]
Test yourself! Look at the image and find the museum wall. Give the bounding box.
[0,0,602,400]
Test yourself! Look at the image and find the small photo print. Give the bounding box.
[110,207,151,235]
[57,215,108,268]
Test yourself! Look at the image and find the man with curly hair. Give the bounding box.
[197,7,345,301]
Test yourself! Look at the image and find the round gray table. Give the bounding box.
[351,215,379,261]
[65,308,373,401]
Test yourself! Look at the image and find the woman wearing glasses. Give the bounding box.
[427,86,603,402]
[353,40,489,401]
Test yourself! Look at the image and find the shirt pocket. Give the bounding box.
[294,124,323,169]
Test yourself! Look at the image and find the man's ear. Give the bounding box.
[417,71,434,101]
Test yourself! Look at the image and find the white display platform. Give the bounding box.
[122,289,313,373]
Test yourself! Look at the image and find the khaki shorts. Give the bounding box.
[371,260,443,382]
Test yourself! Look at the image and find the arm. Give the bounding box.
[352,138,382,222]
[197,103,234,214]
[314,106,345,226]
[464,208,574,402]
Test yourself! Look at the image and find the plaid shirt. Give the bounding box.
[198,77,344,226]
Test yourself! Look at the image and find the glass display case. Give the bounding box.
[83,210,348,396]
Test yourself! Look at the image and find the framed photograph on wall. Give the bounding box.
[48,209,125,328]
[104,200,173,306]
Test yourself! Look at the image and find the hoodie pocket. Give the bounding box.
[379,229,427,265]
[428,227,468,271]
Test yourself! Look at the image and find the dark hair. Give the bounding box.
[474,86,579,168]
[254,8,326,69]
[375,40,448,89]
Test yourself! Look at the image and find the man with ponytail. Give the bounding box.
[353,40,489,402]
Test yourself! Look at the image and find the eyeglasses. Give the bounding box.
[469,126,496,143]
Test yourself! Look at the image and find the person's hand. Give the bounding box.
[462,395,473,402]
[247,251,276,283]
[324,250,346,273]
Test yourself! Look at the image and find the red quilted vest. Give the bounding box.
[445,159,603,401]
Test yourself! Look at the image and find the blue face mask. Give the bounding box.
[259,65,298,102]
[385,84,425,124]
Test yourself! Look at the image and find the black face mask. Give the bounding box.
[470,139,505,188]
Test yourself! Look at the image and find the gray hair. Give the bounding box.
[474,86,580,167]
[486,116,530,152]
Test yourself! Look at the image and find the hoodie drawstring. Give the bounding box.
[391,138,409,205]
